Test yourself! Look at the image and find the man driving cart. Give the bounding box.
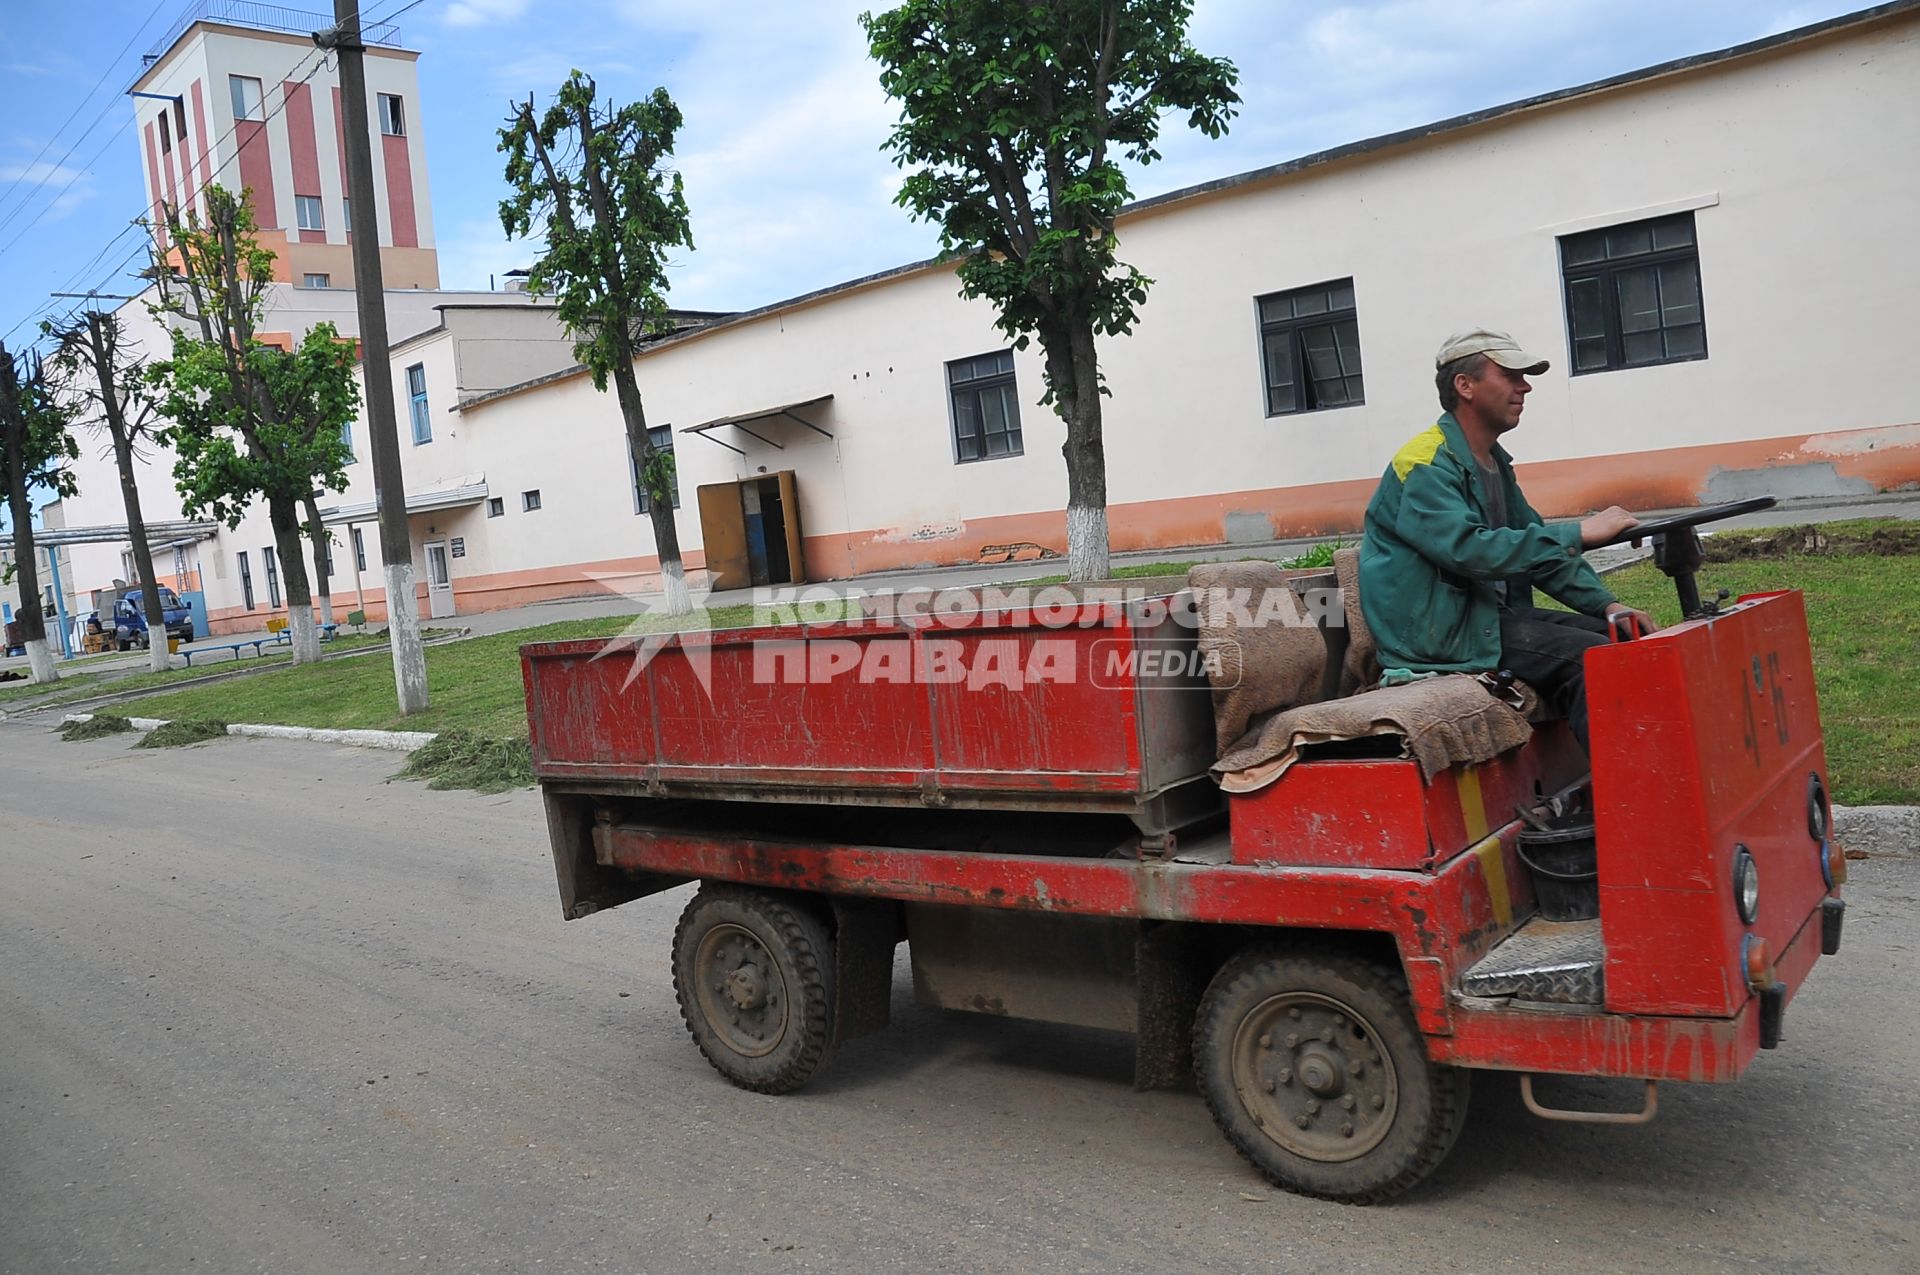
[1359,327,1658,749]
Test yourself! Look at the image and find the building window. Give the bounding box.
[406,363,430,444]
[487,497,504,518]
[340,417,353,459]
[238,551,254,610]
[352,527,367,573]
[342,198,352,234]
[229,75,264,122]
[631,425,679,513]
[378,94,405,136]
[263,546,281,608]
[1559,211,1706,374]
[522,489,542,512]
[1257,279,1364,416]
[303,273,332,289]
[295,195,324,231]
[174,98,188,151]
[159,110,172,154]
[322,537,335,578]
[947,351,1022,463]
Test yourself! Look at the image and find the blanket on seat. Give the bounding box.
[1212,673,1536,793]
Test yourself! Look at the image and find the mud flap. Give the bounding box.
[1135,921,1204,1091]
[832,897,899,1045]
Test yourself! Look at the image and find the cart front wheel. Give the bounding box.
[672,884,836,1094]
[1194,948,1469,1204]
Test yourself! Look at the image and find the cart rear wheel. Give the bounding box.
[1193,948,1469,1204]
[672,884,835,1094]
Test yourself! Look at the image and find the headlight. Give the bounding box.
[1808,773,1831,843]
[1733,846,1760,926]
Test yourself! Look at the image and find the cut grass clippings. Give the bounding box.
[135,718,230,749]
[397,729,536,794]
[60,713,134,741]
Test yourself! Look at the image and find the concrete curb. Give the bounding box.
[1834,805,1919,860]
[61,712,438,754]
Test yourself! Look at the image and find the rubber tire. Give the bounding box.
[1194,947,1470,1204]
[672,884,836,1095]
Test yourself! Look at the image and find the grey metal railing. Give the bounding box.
[144,1,401,63]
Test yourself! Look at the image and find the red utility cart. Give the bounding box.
[521,500,1843,1202]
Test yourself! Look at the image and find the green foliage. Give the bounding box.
[136,717,230,748]
[144,188,357,530]
[861,0,1238,391]
[1,342,82,560]
[498,74,694,392]
[60,713,134,741]
[1279,539,1353,570]
[397,728,537,794]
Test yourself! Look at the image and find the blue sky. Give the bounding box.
[0,0,1866,357]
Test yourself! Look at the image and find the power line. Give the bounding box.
[3,42,336,346]
[0,0,173,230]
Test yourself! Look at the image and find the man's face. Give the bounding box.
[1456,361,1532,433]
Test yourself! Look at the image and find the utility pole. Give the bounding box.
[319,0,428,713]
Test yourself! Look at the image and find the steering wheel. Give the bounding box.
[1593,495,1777,548]
[1596,495,1778,619]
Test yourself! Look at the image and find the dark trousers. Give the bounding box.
[1498,606,1612,751]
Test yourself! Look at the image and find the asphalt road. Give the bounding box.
[2,720,1915,1275]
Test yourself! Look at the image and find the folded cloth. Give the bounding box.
[1213,673,1535,794]
[1189,550,1377,756]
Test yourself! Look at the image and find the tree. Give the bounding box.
[45,310,173,673]
[500,74,696,615]
[0,341,80,684]
[862,0,1238,580]
[146,187,357,664]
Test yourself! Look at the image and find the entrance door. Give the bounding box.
[424,540,456,618]
[696,472,805,591]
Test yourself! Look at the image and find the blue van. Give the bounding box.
[107,585,195,649]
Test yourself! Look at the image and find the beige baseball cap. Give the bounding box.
[1435,328,1550,375]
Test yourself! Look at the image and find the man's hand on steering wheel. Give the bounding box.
[1605,601,1658,635]
[1580,505,1640,547]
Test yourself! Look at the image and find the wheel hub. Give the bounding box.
[1233,992,1397,1163]
[693,923,788,1058]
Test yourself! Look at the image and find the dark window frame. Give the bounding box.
[631,424,680,514]
[352,527,366,572]
[238,550,255,611]
[1256,278,1365,417]
[522,489,542,512]
[378,94,405,136]
[487,497,504,518]
[946,350,1023,464]
[262,545,281,609]
[1558,211,1708,375]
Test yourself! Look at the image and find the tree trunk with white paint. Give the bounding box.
[1042,317,1112,582]
[25,637,56,683]
[384,560,430,713]
[268,496,320,665]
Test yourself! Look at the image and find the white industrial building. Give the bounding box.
[40,1,1920,637]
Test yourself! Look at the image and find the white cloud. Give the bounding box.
[441,0,531,29]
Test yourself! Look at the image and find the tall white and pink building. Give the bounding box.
[131,0,438,293]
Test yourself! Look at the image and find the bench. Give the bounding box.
[179,621,341,667]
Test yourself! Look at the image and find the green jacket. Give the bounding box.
[1358,413,1616,674]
